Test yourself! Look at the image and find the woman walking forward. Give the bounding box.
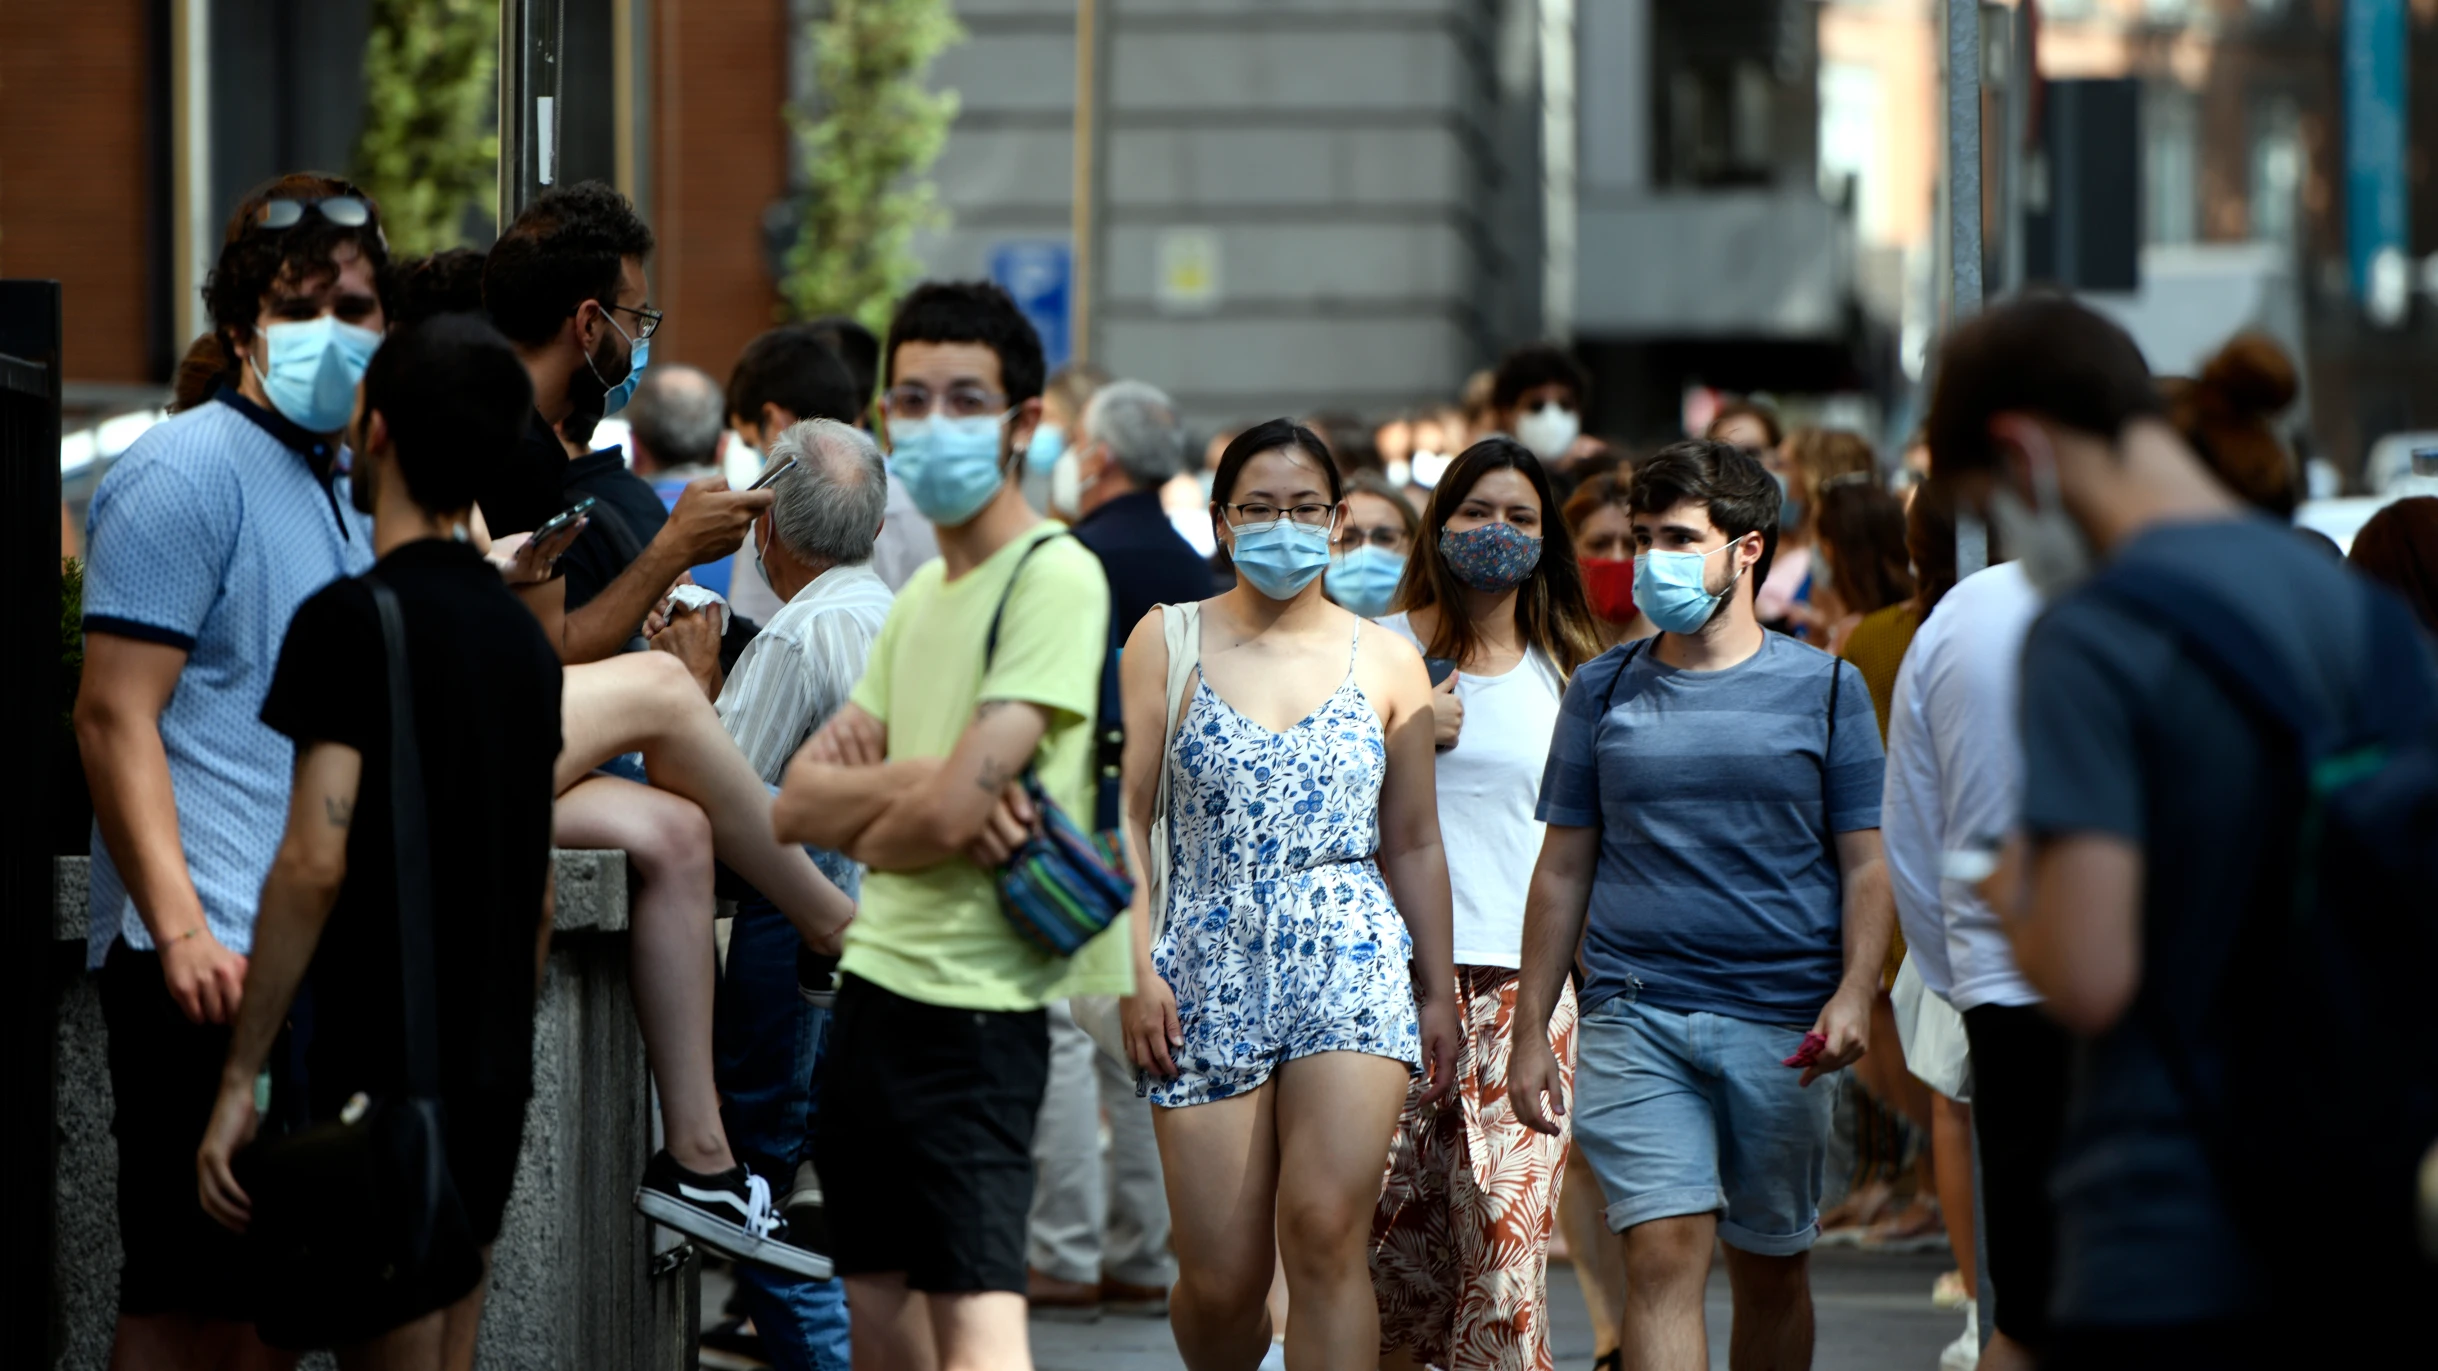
[1370,439,1602,1371]
[1120,419,1460,1371]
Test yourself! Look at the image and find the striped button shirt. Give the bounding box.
[714,562,895,785]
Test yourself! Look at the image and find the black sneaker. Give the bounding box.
[633,1151,832,1280]
[797,947,840,1008]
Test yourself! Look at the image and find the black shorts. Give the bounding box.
[813,975,1049,1293]
[441,1093,530,1246]
[99,939,266,1321]
[1963,1002,2074,1351]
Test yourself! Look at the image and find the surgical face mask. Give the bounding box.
[585,314,647,418]
[1326,544,1406,618]
[250,315,381,434]
[1383,458,1412,488]
[1581,556,1637,624]
[1989,456,2093,598]
[891,411,1010,526]
[1633,538,1748,636]
[1229,514,1335,600]
[1772,469,1804,532]
[1026,422,1066,473]
[1409,449,1451,489]
[1050,446,1085,518]
[1514,402,1580,463]
[1439,521,1542,593]
[750,517,771,589]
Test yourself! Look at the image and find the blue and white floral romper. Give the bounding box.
[1147,616,1423,1108]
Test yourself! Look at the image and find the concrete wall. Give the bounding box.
[921,0,1541,430]
[50,853,695,1371]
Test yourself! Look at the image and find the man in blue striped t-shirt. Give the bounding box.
[1507,439,1894,1371]
[75,172,385,1366]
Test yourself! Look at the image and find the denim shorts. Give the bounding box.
[1571,989,1837,1256]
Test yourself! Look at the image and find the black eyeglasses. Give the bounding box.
[256,196,373,230]
[607,302,664,341]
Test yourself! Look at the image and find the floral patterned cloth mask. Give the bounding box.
[1438,522,1543,593]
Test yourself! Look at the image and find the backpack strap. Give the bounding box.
[366,577,441,1102]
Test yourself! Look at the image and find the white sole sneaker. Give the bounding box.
[635,1187,835,1280]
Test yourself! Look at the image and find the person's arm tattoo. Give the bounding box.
[324,796,354,828]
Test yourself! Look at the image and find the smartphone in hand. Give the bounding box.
[530,496,598,545]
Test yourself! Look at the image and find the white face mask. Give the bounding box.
[1515,402,1580,462]
[1049,445,1084,518]
[1990,439,2094,599]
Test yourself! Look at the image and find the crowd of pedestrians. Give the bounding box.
[71,170,2438,1371]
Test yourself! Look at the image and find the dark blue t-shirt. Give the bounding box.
[1537,631,1884,1024]
[2019,517,2427,1326]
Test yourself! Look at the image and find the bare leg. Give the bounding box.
[1557,1149,1630,1358]
[556,775,733,1174]
[111,1315,298,1371]
[846,1274,940,1371]
[1721,1246,1812,1371]
[926,1291,1034,1371]
[1619,1214,1713,1371]
[437,1250,493,1371]
[1153,1083,1282,1371]
[334,1310,444,1371]
[557,654,852,949]
[1931,1095,1976,1298]
[1272,1052,1409,1371]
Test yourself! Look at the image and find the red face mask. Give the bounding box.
[1581,556,1637,624]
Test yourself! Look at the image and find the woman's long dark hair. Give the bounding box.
[1395,437,1602,678]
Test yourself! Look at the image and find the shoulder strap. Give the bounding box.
[1600,636,1653,714]
[982,531,1068,668]
[366,576,442,1100]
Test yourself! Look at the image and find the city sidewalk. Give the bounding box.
[707,1247,1965,1370]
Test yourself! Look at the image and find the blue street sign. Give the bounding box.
[989,241,1073,370]
[2345,0,2407,309]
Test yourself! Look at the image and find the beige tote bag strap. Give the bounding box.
[1146,600,1202,941]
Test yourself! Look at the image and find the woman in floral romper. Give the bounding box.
[1117,419,1461,1370]
[1369,438,1605,1371]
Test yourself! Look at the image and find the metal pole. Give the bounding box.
[1945,0,1983,322]
[1069,0,1100,366]
[497,0,567,230]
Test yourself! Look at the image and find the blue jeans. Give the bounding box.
[716,862,857,1371]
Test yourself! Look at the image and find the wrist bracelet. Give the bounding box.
[168,925,203,944]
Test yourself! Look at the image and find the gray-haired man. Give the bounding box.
[649,416,893,1367]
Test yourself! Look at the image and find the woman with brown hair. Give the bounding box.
[1804,475,1916,656]
[1367,437,1602,1371]
[2164,332,2300,518]
[1758,427,1876,629]
[2350,496,2438,633]
[1562,468,1654,647]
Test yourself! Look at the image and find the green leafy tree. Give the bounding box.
[353,0,500,257]
[783,0,965,332]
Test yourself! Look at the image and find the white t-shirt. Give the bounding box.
[1881,562,2042,1011]
[1380,612,1564,968]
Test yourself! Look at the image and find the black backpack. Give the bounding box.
[2090,564,2438,1301]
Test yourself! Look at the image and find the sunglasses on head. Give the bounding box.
[255,195,373,230]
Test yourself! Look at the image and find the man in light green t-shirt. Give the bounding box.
[775,282,1122,1371]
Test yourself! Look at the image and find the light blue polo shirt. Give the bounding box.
[81,389,373,967]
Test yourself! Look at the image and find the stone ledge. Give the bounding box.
[52,851,633,944]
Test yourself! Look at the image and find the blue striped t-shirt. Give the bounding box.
[81,391,374,967]
[1536,631,1884,1024]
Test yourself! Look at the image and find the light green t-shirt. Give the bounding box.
[841,521,1132,1010]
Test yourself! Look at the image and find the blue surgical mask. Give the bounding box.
[589,316,648,417]
[1230,516,1335,600]
[1026,422,1066,473]
[891,412,1010,525]
[1633,538,1748,635]
[1326,544,1406,618]
[251,316,382,434]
